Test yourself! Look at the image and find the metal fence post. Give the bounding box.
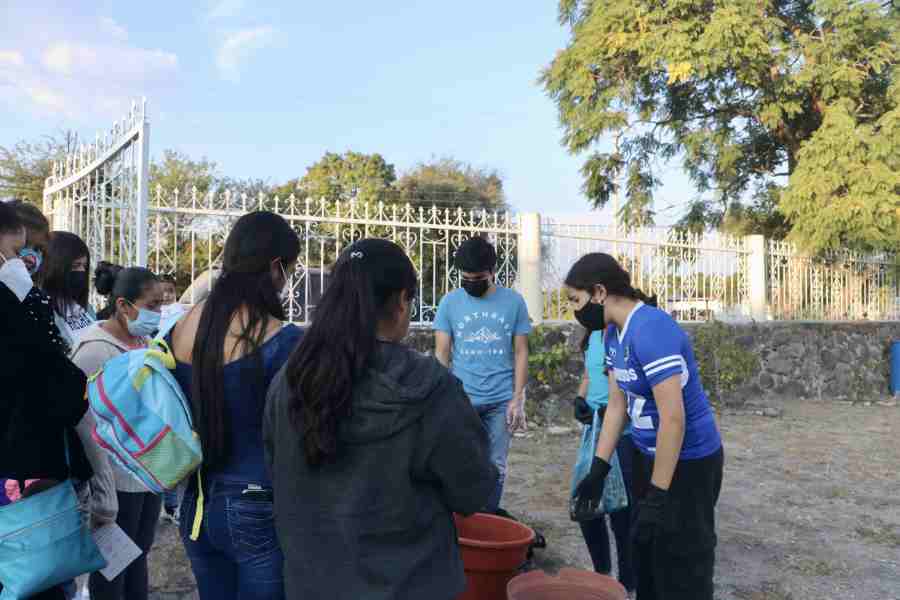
[518,213,543,325]
[746,235,767,320]
[134,99,150,267]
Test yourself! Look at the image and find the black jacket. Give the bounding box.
[264,341,496,600]
[0,283,91,482]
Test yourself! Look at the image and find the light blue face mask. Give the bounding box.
[126,303,161,337]
[18,247,43,275]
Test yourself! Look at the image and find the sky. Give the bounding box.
[0,0,694,224]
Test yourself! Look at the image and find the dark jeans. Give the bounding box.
[632,447,724,600]
[179,480,285,600]
[89,491,162,600]
[579,433,636,591]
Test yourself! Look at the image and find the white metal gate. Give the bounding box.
[43,99,150,268]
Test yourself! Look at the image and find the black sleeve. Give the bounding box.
[421,374,498,516]
[1,285,88,428]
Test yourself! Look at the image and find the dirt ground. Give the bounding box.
[149,399,900,600]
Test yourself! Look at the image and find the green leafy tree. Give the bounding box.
[280,151,396,204]
[0,132,74,206]
[542,0,898,247]
[397,157,508,211]
[149,150,219,198]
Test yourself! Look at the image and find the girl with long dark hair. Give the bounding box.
[264,239,496,600]
[39,231,94,351]
[70,267,162,600]
[169,211,302,600]
[566,253,723,600]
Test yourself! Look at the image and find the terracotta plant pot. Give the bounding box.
[454,513,535,600]
[507,568,627,600]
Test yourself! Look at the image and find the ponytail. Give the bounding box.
[565,252,659,310]
[286,239,417,467]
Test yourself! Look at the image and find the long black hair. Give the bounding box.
[286,238,417,467]
[191,211,300,471]
[565,253,658,352]
[40,231,91,315]
[0,202,23,237]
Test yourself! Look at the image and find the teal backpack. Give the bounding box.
[87,319,202,494]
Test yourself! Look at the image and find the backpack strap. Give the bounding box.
[189,469,204,542]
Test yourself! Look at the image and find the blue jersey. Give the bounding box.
[605,303,721,459]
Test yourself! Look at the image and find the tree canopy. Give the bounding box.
[0,132,73,206]
[542,0,899,251]
[397,157,507,211]
[275,151,396,204]
[149,149,220,197]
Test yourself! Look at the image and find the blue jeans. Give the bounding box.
[579,434,636,591]
[179,480,285,600]
[476,401,511,513]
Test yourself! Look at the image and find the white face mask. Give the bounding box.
[279,262,292,302]
[0,253,34,302]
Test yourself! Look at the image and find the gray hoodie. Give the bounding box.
[264,341,496,600]
[70,322,149,495]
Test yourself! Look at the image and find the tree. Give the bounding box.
[397,157,508,211]
[149,150,219,198]
[280,151,396,204]
[542,0,898,247]
[0,132,74,206]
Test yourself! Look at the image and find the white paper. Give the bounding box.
[92,523,143,581]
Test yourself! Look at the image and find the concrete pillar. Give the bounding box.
[745,235,768,321]
[518,213,543,325]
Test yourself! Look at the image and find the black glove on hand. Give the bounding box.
[573,396,593,425]
[573,456,611,517]
[634,483,668,545]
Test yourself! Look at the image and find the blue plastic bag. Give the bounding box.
[569,408,628,521]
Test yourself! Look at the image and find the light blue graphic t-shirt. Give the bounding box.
[584,330,631,435]
[433,286,532,406]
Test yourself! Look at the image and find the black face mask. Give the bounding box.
[574,301,605,331]
[462,278,490,298]
[66,270,89,297]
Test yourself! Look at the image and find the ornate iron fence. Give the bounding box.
[43,100,150,269]
[542,220,750,322]
[147,188,518,324]
[768,241,900,320]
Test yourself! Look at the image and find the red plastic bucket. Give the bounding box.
[507,568,627,600]
[454,513,535,600]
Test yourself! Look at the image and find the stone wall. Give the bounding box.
[406,320,900,417]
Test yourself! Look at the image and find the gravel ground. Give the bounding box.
[149,399,900,600]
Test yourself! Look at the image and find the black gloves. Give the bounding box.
[573,456,611,517]
[634,483,668,545]
[573,396,593,424]
[574,397,608,426]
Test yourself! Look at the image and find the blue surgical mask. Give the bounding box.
[18,247,42,275]
[126,303,161,337]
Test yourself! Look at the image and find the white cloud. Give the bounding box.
[99,17,128,41]
[0,37,178,119]
[22,84,68,113]
[42,42,177,82]
[215,26,274,83]
[208,0,245,19]
[0,50,25,68]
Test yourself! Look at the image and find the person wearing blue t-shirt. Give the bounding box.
[572,328,635,593]
[433,237,531,513]
[566,253,724,600]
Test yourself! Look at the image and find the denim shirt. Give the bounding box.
[172,325,302,486]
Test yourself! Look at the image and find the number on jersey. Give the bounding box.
[627,394,654,430]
